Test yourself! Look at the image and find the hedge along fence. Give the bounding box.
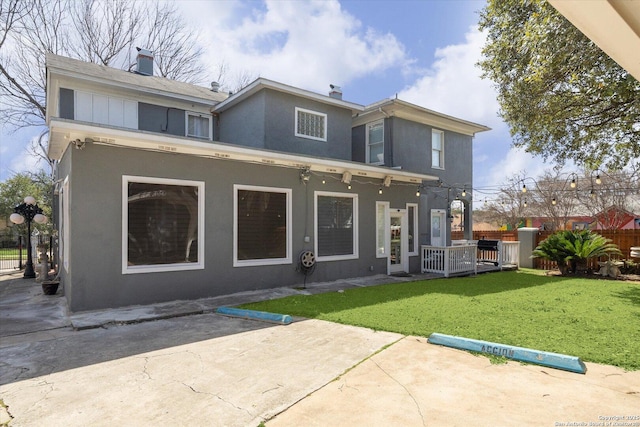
[452,229,640,270]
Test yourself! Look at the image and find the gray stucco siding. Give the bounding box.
[217,91,266,149]
[264,90,353,160]
[219,89,353,160]
[61,142,415,312]
[138,102,186,137]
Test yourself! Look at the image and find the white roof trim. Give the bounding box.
[48,118,436,184]
[213,78,365,114]
[353,98,491,136]
[46,53,227,106]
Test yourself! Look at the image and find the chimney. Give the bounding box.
[329,84,342,100]
[135,47,154,76]
[210,81,220,92]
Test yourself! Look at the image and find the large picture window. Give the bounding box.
[295,107,327,141]
[234,185,292,267]
[123,176,204,274]
[315,191,358,261]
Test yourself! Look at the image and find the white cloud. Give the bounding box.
[396,27,500,128]
[185,0,408,92]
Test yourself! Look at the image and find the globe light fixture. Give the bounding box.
[9,196,48,279]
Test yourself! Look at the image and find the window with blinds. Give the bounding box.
[186,112,211,139]
[295,107,327,141]
[234,185,292,267]
[315,192,358,260]
[123,176,204,274]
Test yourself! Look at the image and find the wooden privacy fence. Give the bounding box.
[532,229,640,270]
[451,231,518,241]
[453,229,640,271]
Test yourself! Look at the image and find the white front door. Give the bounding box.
[431,209,446,246]
[389,210,408,274]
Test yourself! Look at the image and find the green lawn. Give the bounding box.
[0,248,24,260]
[241,269,640,370]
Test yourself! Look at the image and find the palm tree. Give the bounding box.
[532,230,621,275]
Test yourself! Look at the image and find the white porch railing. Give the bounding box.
[500,241,520,269]
[421,244,478,277]
[421,241,520,277]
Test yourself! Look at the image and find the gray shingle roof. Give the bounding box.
[46,53,228,104]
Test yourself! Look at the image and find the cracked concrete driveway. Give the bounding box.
[1,314,400,426]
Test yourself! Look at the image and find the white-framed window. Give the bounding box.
[376,201,389,258]
[186,112,212,139]
[122,176,204,274]
[407,203,418,255]
[432,129,444,169]
[295,107,327,141]
[315,191,358,261]
[367,120,384,164]
[233,185,292,267]
[75,90,137,129]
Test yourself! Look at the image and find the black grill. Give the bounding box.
[477,239,499,251]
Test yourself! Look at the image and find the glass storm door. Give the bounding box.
[389,210,408,274]
[431,209,446,246]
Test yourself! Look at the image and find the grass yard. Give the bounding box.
[0,248,23,260]
[241,269,640,371]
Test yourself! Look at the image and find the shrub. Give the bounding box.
[532,230,622,275]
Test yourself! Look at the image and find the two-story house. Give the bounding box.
[45,52,488,312]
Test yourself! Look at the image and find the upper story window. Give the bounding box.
[432,129,444,169]
[186,112,212,139]
[295,107,327,141]
[75,90,137,129]
[367,120,384,164]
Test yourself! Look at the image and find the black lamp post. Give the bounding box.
[10,196,48,279]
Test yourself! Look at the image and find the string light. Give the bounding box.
[416,187,421,197]
[570,178,576,188]
[595,173,602,185]
[552,197,557,205]
[522,184,527,193]
[378,187,383,195]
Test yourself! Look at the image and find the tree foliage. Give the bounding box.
[478,0,640,170]
[0,0,206,130]
[0,171,53,236]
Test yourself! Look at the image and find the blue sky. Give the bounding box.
[0,0,551,205]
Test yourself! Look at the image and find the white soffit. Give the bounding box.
[549,0,640,81]
[48,119,437,184]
